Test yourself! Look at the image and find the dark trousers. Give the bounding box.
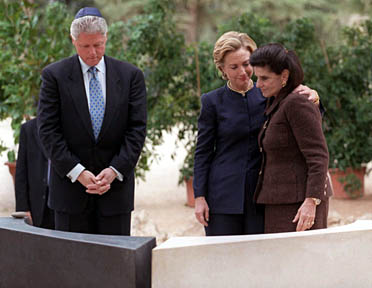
[205,205,264,236]
[39,207,55,230]
[54,197,131,235]
[264,199,329,233]
[205,170,265,236]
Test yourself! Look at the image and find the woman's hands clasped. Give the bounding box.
[292,198,316,231]
[195,196,209,227]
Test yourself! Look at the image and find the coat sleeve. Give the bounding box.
[109,68,147,178]
[193,94,217,198]
[37,67,80,177]
[14,124,30,212]
[284,95,329,199]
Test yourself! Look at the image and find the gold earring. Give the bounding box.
[282,81,287,87]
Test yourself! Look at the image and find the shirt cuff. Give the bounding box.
[110,166,123,181]
[67,164,85,183]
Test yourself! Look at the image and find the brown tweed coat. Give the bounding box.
[254,91,331,205]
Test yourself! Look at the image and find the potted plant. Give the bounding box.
[317,20,372,198]
[178,148,196,207]
[274,18,372,199]
[0,141,16,184]
[175,41,223,207]
[4,150,16,184]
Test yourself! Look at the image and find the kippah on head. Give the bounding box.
[74,7,102,19]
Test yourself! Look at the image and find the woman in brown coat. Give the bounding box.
[250,43,331,233]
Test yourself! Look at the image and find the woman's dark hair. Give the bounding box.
[249,43,304,95]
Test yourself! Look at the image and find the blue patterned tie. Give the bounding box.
[88,66,105,139]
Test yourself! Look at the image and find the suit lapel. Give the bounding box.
[67,55,95,140]
[97,56,121,142]
[264,90,288,116]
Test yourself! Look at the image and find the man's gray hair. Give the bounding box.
[70,16,107,40]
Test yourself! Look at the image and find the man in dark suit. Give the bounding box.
[15,118,54,229]
[37,7,147,235]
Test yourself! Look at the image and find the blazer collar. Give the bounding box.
[97,55,121,142]
[67,55,95,140]
[264,90,289,116]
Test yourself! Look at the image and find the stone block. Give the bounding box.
[152,220,372,288]
[0,217,156,288]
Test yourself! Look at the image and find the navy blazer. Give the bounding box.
[15,118,50,227]
[193,84,266,214]
[37,55,147,215]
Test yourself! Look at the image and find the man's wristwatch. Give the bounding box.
[311,198,321,205]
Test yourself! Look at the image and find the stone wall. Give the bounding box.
[152,220,372,288]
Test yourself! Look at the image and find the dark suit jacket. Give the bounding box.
[15,118,50,227]
[37,55,147,215]
[193,84,266,214]
[254,92,331,204]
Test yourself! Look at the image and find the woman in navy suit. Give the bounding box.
[193,31,319,236]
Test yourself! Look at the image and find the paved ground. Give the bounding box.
[132,135,372,242]
[135,190,372,241]
[1,127,371,243]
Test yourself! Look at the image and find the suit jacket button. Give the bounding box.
[325,183,328,188]
[324,191,327,195]
[259,170,262,175]
[260,148,263,152]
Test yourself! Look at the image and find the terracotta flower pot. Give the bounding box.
[4,161,16,186]
[184,176,195,207]
[329,167,366,199]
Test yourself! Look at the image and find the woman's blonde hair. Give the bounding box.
[213,31,257,80]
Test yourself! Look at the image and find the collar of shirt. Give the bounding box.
[78,56,106,76]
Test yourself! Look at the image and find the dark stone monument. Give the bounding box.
[0,217,156,288]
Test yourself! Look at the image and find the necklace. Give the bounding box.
[227,79,254,96]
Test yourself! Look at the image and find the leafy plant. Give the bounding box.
[1,0,370,186]
[7,150,16,163]
[106,0,191,179]
[323,21,372,170]
[176,13,372,185]
[339,173,362,198]
[0,0,73,158]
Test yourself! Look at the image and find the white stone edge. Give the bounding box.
[154,220,372,250]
